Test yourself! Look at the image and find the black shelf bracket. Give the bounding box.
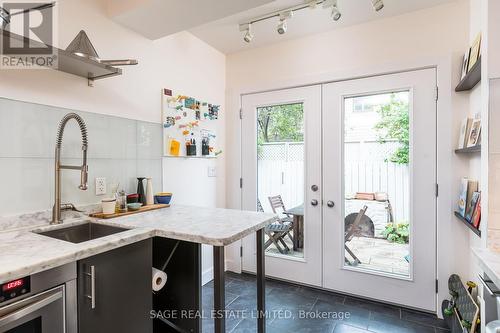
[455,57,481,92]
[454,211,481,237]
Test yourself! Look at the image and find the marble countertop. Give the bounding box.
[0,205,275,284]
[472,247,500,287]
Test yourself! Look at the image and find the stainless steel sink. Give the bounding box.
[35,222,128,243]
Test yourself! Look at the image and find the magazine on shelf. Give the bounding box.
[457,118,472,149]
[465,191,480,222]
[457,178,468,216]
[472,195,481,229]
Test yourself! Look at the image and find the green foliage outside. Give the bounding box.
[257,103,304,145]
[374,94,410,165]
[382,222,410,244]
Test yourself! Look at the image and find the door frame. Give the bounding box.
[229,59,455,316]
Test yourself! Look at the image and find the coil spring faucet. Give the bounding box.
[52,113,88,224]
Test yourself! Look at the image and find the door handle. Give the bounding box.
[311,199,318,206]
[84,265,96,309]
[327,201,335,208]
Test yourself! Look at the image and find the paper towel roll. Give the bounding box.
[152,268,167,292]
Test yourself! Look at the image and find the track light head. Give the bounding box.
[371,0,384,11]
[239,23,254,43]
[323,0,341,21]
[331,5,341,21]
[277,20,287,35]
[277,10,292,35]
[244,29,254,43]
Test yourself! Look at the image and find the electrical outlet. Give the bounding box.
[208,166,216,177]
[95,177,107,195]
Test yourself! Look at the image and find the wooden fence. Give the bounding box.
[257,141,409,222]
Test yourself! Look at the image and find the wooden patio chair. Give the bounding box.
[268,195,294,243]
[344,205,368,266]
[258,199,293,254]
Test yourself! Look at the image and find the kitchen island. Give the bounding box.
[0,205,275,333]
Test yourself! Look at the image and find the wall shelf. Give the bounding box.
[163,155,218,159]
[455,145,481,154]
[455,57,481,92]
[454,211,481,237]
[1,29,122,85]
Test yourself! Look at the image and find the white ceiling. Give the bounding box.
[107,0,276,40]
[189,0,457,54]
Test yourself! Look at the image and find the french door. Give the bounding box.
[241,68,437,311]
[322,68,437,311]
[241,85,323,287]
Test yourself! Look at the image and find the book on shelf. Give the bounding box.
[457,178,468,216]
[457,118,473,149]
[465,180,478,216]
[465,191,480,222]
[472,195,481,229]
[457,178,478,218]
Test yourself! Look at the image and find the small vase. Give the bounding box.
[137,177,146,206]
[146,177,154,206]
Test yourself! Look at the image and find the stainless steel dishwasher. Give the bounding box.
[0,263,77,333]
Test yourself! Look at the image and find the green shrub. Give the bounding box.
[382,223,409,244]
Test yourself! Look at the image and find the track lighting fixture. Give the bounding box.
[239,23,254,43]
[331,4,341,21]
[323,0,341,21]
[331,7,341,21]
[331,6,341,21]
[371,0,384,12]
[277,11,293,35]
[239,0,386,41]
[277,20,287,35]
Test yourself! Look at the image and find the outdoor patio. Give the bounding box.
[266,235,409,277]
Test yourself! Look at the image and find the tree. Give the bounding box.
[257,103,304,143]
[374,94,409,165]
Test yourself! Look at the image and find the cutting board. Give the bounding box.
[89,204,170,219]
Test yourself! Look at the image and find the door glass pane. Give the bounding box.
[343,91,410,278]
[257,103,305,259]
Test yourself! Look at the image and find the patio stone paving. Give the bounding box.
[266,236,409,277]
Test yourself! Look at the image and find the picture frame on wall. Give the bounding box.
[467,33,481,72]
[460,49,470,79]
[466,118,481,148]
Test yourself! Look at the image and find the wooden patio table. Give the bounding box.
[284,204,304,251]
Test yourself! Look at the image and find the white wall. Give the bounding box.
[162,157,219,284]
[465,0,487,282]
[225,0,471,314]
[0,0,226,284]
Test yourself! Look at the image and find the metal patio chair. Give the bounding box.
[344,205,369,266]
[258,199,293,254]
[268,195,295,244]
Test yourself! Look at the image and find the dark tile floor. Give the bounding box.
[202,272,449,333]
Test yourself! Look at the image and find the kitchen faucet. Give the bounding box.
[52,113,89,224]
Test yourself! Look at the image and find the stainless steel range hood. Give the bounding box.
[66,30,138,66]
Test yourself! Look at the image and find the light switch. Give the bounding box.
[208,166,216,177]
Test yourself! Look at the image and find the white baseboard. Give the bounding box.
[202,266,214,286]
[201,260,240,286]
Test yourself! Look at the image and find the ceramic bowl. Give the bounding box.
[126,193,139,204]
[127,203,142,211]
[155,193,172,205]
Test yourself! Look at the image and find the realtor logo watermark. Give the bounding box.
[0,1,57,69]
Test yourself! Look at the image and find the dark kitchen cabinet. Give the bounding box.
[78,239,152,333]
[152,237,201,333]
